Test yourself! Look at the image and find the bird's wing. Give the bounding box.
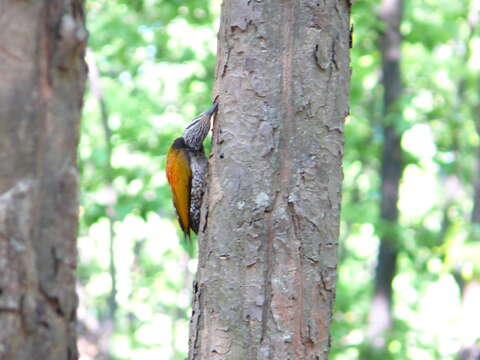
[166,147,192,238]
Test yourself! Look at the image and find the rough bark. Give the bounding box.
[367,0,404,345]
[0,1,87,359]
[188,0,350,359]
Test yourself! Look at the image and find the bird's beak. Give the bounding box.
[205,102,219,116]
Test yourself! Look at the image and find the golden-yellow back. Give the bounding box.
[166,146,192,237]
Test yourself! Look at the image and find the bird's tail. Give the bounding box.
[182,230,196,258]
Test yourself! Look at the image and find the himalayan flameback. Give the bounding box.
[166,102,218,239]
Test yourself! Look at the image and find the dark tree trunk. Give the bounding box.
[367,0,404,345]
[0,1,87,359]
[471,134,480,224]
[458,81,480,360]
[188,0,351,359]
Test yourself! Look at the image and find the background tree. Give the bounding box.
[451,2,480,359]
[0,1,87,359]
[367,0,404,348]
[188,0,350,358]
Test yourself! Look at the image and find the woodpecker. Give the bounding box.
[166,102,218,240]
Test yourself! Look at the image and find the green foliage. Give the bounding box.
[332,0,480,359]
[80,0,480,359]
[79,0,218,358]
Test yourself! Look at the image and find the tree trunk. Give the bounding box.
[188,0,350,359]
[0,1,87,359]
[367,0,404,346]
[458,79,480,360]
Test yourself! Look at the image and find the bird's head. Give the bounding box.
[183,102,218,151]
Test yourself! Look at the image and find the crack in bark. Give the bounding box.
[0,307,20,314]
[330,40,339,70]
[0,45,23,62]
[190,281,203,359]
[221,46,231,78]
[261,0,297,353]
[288,201,311,357]
[349,24,354,49]
[39,288,64,317]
